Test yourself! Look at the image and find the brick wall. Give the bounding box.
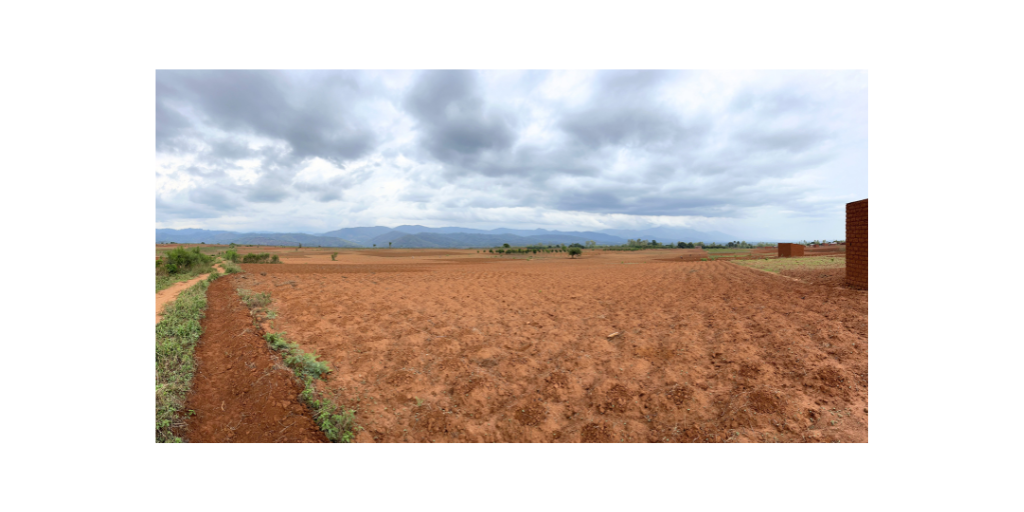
[846,199,868,289]
[778,243,805,257]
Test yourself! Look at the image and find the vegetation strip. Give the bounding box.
[155,271,223,442]
[238,288,360,442]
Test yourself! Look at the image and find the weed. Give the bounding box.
[285,352,332,380]
[264,331,296,351]
[238,288,272,309]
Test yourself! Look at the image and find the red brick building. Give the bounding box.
[846,199,868,289]
[778,243,805,257]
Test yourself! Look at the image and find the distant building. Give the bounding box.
[778,243,805,257]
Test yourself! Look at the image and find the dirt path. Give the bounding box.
[178,276,327,442]
[155,264,224,325]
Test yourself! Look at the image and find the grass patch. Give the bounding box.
[219,259,242,274]
[155,279,211,443]
[238,288,272,309]
[733,255,845,274]
[240,288,360,442]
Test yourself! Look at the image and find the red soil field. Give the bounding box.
[229,248,867,443]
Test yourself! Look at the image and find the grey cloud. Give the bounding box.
[558,71,706,150]
[188,187,241,211]
[404,70,517,166]
[156,70,378,165]
[157,70,865,236]
[293,175,349,203]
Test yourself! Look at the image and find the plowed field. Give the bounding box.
[234,248,867,442]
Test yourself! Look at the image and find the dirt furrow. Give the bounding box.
[177,276,326,443]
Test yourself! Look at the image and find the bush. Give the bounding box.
[224,250,239,263]
[160,246,213,275]
[241,252,281,264]
[567,247,582,258]
[331,252,338,261]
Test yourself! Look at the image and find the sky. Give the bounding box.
[156,70,866,240]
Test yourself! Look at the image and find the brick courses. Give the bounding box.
[846,199,868,289]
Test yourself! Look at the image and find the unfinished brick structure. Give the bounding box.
[778,243,805,257]
[846,199,868,289]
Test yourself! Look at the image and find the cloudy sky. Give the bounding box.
[156,70,866,240]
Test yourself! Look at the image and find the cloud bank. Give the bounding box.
[156,70,866,240]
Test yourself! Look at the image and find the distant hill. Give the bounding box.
[155,229,361,247]
[377,231,623,248]
[599,226,738,244]
[320,226,394,244]
[158,224,740,248]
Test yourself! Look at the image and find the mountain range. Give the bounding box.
[156,225,742,248]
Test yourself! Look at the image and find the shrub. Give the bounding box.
[224,250,239,263]
[160,246,213,274]
[241,252,281,264]
[331,252,338,261]
[567,247,582,258]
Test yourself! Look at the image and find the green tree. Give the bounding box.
[389,241,392,248]
[567,247,582,258]
[503,243,510,248]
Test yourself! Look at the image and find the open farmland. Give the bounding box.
[205,247,868,442]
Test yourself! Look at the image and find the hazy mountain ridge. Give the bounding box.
[156,229,361,247]
[157,225,741,248]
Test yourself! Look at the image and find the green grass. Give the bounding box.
[219,259,242,274]
[155,278,211,443]
[241,289,360,442]
[733,255,845,274]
